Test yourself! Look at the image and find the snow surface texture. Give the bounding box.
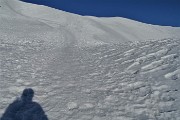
[1,0,180,120]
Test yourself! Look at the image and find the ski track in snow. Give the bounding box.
[1,38,180,120]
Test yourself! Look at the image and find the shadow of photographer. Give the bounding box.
[1,88,48,120]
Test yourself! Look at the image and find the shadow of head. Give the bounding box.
[21,88,34,103]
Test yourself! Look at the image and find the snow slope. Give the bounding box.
[0,0,180,120]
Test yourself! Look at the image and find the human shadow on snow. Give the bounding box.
[0,88,48,120]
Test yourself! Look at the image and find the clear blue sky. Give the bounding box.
[21,0,180,27]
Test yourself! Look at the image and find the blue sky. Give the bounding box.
[21,0,180,27]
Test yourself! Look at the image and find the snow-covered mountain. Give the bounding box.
[1,0,180,46]
[0,0,180,120]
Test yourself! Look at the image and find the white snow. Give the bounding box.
[141,60,164,71]
[67,102,78,110]
[79,103,95,110]
[1,0,180,120]
[165,69,180,80]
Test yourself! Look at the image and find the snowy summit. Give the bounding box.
[0,0,180,120]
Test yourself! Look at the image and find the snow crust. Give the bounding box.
[1,0,180,120]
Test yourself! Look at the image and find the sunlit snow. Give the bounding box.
[1,0,180,120]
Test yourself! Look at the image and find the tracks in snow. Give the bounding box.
[0,38,180,120]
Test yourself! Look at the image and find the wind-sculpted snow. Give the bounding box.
[1,0,180,120]
[1,38,180,120]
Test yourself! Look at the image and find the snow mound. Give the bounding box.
[0,0,180,46]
